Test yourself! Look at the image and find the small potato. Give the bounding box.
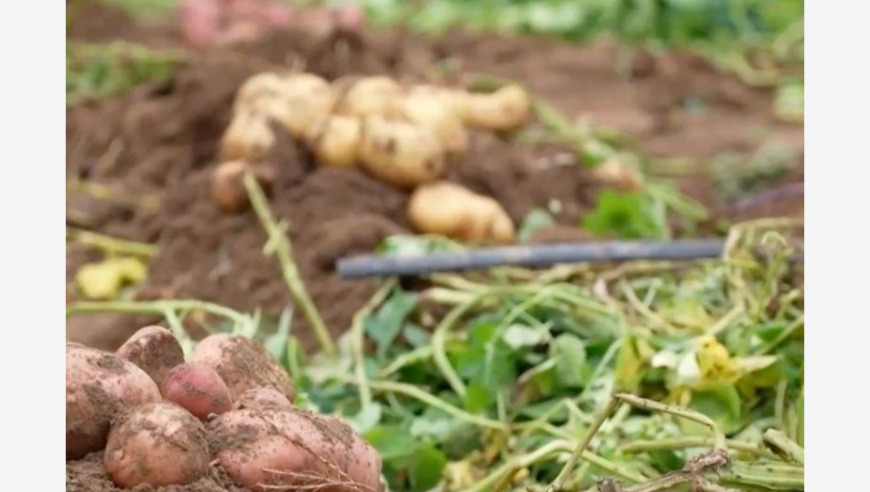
[407,182,515,244]
[308,115,362,168]
[267,73,338,140]
[592,159,644,192]
[408,84,470,121]
[235,387,293,411]
[463,84,531,132]
[336,76,404,119]
[67,344,162,459]
[161,363,233,421]
[210,409,382,492]
[104,402,209,488]
[189,334,296,402]
[359,115,446,189]
[211,160,275,214]
[116,325,184,386]
[221,109,276,161]
[401,92,469,157]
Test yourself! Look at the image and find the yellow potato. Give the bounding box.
[408,85,470,121]
[592,159,644,192]
[401,92,469,157]
[463,84,531,132]
[336,76,404,119]
[407,182,515,243]
[234,72,285,110]
[307,115,362,169]
[267,73,338,140]
[220,109,275,162]
[359,115,446,189]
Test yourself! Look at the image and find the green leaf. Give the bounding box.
[365,288,417,358]
[403,324,431,348]
[263,308,293,363]
[364,425,417,462]
[582,190,668,240]
[615,336,645,392]
[465,382,495,413]
[518,208,556,242]
[686,382,743,435]
[549,334,587,387]
[408,443,447,492]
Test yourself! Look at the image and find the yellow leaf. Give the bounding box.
[75,257,148,300]
[695,336,736,382]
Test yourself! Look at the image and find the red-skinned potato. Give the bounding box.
[116,325,184,386]
[189,334,296,401]
[235,387,293,411]
[161,363,233,421]
[66,343,162,459]
[104,402,209,488]
[209,409,382,492]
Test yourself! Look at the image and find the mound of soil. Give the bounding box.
[66,4,803,352]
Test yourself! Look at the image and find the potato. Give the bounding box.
[267,73,338,140]
[408,84,470,121]
[66,344,161,459]
[401,92,469,157]
[104,402,209,487]
[407,182,515,243]
[234,72,285,110]
[189,334,296,402]
[210,409,382,492]
[211,160,275,214]
[235,387,293,411]
[359,115,446,189]
[336,76,404,119]
[161,363,233,421]
[592,159,644,192]
[221,109,276,161]
[116,325,184,386]
[308,115,362,168]
[462,84,531,132]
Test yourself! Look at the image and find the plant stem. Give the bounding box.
[546,397,619,492]
[352,280,396,408]
[620,437,776,459]
[359,379,507,431]
[432,300,476,397]
[615,393,727,450]
[243,172,335,357]
[763,429,804,465]
[67,227,158,257]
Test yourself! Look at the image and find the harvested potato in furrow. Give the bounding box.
[408,181,515,243]
[211,160,275,214]
[267,73,338,139]
[463,84,531,132]
[307,115,362,168]
[234,72,285,110]
[359,115,446,189]
[220,109,275,161]
[401,92,469,157]
[336,76,404,118]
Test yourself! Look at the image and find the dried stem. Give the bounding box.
[243,172,335,357]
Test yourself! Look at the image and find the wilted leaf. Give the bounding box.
[685,382,743,434]
[503,324,550,349]
[615,336,645,392]
[75,256,147,300]
[549,334,587,387]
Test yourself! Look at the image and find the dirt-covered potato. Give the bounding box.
[211,160,275,214]
[235,387,293,412]
[336,76,404,118]
[116,325,184,386]
[359,115,446,189]
[189,334,296,402]
[220,109,276,161]
[267,73,338,140]
[66,344,162,460]
[408,84,470,121]
[462,84,531,132]
[161,363,233,421]
[308,115,362,168]
[209,409,382,492]
[407,181,515,243]
[104,402,209,488]
[401,92,469,157]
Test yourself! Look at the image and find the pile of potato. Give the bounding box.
[213,72,530,244]
[67,326,382,492]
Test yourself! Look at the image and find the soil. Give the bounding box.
[66,4,803,354]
